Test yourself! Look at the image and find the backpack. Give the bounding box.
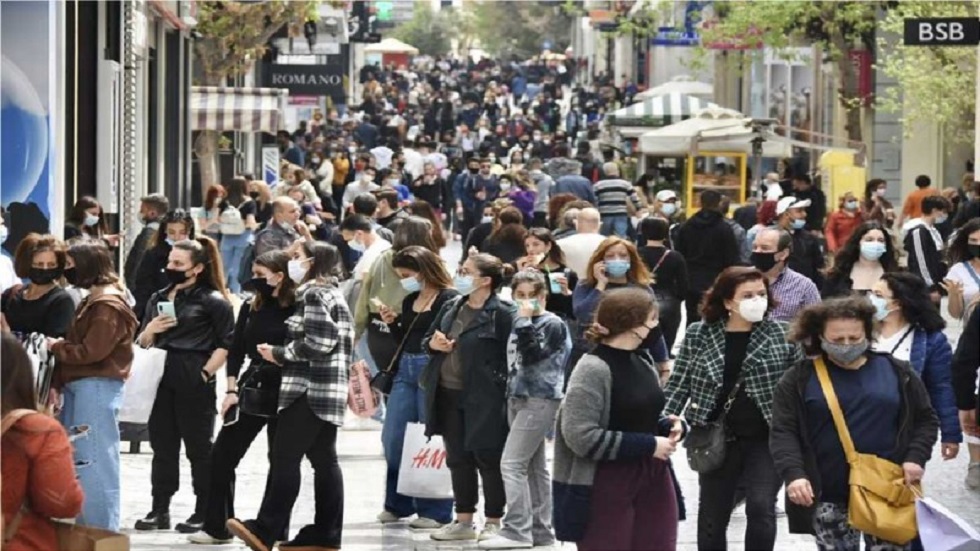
[219,203,246,235]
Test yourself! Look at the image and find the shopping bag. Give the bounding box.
[347,360,378,418]
[396,423,453,500]
[56,521,130,550]
[118,346,167,424]
[915,494,980,551]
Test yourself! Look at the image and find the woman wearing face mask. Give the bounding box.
[664,266,803,551]
[501,171,537,225]
[824,192,864,253]
[135,237,235,533]
[421,253,517,543]
[479,270,571,550]
[553,288,685,551]
[463,201,504,262]
[822,222,900,299]
[228,241,353,551]
[187,251,298,544]
[862,178,896,229]
[48,241,138,531]
[375,246,457,529]
[64,196,119,248]
[249,181,275,230]
[219,177,260,294]
[133,210,196,320]
[870,272,961,464]
[516,228,577,321]
[772,297,938,549]
[1,234,75,338]
[942,217,980,320]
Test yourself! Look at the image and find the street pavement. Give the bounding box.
[121,241,980,550]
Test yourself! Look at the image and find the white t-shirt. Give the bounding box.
[872,324,914,362]
[0,255,17,294]
[342,181,381,207]
[352,236,392,281]
[557,233,608,279]
[946,261,980,308]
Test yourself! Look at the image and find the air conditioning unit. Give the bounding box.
[97,60,122,213]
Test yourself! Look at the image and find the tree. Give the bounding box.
[193,0,316,194]
[391,3,453,56]
[462,1,572,59]
[876,1,978,147]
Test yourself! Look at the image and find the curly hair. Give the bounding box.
[789,297,875,356]
[948,217,980,264]
[881,272,945,332]
[827,222,899,280]
[699,266,774,323]
[13,233,66,278]
[547,193,578,230]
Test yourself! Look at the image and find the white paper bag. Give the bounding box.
[396,423,453,500]
[118,346,167,424]
[916,495,980,551]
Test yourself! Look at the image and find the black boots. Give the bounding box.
[134,509,171,531]
[175,513,205,534]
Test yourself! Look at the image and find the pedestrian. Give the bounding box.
[953,180,980,228]
[375,246,457,529]
[479,269,571,550]
[862,178,896,229]
[516,227,577,321]
[527,158,555,228]
[254,197,308,257]
[664,266,802,551]
[2,233,75,338]
[249,181,275,230]
[422,254,516,542]
[64,196,120,248]
[745,199,778,259]
[903,195,952,304]
[553,287,684,551]
[341,214,392,281]
[750,228,821,322]
[227,241,354,551]
[407,199,448,250]
[481,206,528,267]
[772,297,939,549]
[135,237,235,533]
[774,196,825,287]
[187,251,298,545]
[790,174,827,231]
[637,217,687,359]
[941,217,980,320]
[824,192,864,253]
[132,209,195,320]
[951,303,980,489]
[594,162,644,238]
[822,221,899,299]
[49,240,138,531]
[124,193,169,290]
[556,207,606,278]
[198,185,226,242]
[218,177,260,294]
[896,174,938,228]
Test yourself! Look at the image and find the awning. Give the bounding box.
[607,92,718,127]
[191,86,287,133]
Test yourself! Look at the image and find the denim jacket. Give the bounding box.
[506,312,572,400]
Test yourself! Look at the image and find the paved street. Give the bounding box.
[121,242,980,549]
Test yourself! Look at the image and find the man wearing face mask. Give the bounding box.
[254,198,306,257]
[904,195,953,304]
[752,228,820,322]
[125,194,170,291]
[342,166,381,209]
[774,196,825,288]
[342,214,391,281]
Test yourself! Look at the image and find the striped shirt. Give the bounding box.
[767,267,822,322]
[593,178,642,216]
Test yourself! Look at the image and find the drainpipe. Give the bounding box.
[122,1,139,249]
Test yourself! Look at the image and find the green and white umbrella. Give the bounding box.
[607,92,719,127]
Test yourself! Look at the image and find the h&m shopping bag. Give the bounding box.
[118,346,167,424]
[915,494,980,551]
[397,423,453,500]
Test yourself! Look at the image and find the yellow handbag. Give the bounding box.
[814,357,919,545]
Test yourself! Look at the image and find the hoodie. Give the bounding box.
[546,157,595,203]
[52,291,139,384]
[903,218,946,289]
[673,209,740,293]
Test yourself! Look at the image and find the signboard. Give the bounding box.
[903,17,980,46]
[265,63,345,99]
[262,146,280,186]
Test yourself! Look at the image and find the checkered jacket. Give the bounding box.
[272,280,354,426]
[664,319,803,427]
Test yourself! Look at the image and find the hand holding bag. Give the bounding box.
[683,378,743,473]
[237,363,279,418]
[396,423,453,499]
[814,357,919,545]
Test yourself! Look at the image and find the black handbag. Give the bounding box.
[238,364,279,418]
[369,294,436,395]
[683,378,743,473]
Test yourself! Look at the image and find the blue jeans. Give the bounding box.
[220,232,251,294]
[59,377,124,531]
[600,215,629,238]
[380,352,453,522]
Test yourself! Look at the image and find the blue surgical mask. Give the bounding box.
[400,276,421,293]
[790,218,806,230]
[661,203,677,216]
[454,274,476,295]
[867,294,893,321]
[860,241,886,261]
[845,200,859,210]
[605,259,630,277]
[83,214,100,227]
[935,214,948,224]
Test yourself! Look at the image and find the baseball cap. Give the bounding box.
[655,190,677,202]
[776,196,812,216]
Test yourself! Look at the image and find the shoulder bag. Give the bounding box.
[814,357,919,545]
[370,294,436,395]
[683,377,743,473]
[238,363,280,418]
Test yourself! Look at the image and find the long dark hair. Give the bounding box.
[827,222,899,280]
[488,206,527,248]
[525,227,566,266]
[151,209,196,249]
[393,245,453,289]
[68,196,107,236]
[251,250,297,310]
[172,236,230,300]
[392,216,438,252]
[949,218,980,264]
[68,240,122,290]
[700,266,775,323]
[225,177,249,207]
[2,333,37,414]
[881,272,946,332]
[302,240,343,284]
[407,200,446,249]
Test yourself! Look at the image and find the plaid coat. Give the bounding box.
[272,280,354,426]
[664,319,802,427]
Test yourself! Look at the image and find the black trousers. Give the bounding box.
[697,437,780,551]
[685,291,705,326]
[202,412,283,539]
[437,388,506,518]
[252,394,343,548]
[657,292,682,357]
[148,351,216,515]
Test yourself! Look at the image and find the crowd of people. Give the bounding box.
[1,53,980,551]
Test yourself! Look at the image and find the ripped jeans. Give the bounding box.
[60,377,124,531]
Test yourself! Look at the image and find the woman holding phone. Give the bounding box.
[135,236,235,534]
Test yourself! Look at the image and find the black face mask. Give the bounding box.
[246,277,276,298]
[63,267,78,286]
[30,267,63,285]
[969,244,980,259]
[751,252,778,272]
[468,167,479,174]
[165,268,191,285]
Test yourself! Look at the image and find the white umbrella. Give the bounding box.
[607,92,718,127]
[635,75,714,101]
[639,107,791,157]
[365,38,419,55]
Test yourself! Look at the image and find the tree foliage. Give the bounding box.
[390,3,453,57]
[461,1,572,59]
[876,0,979,146]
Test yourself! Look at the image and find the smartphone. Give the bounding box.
[223,405,240,427]
[157,301,176,319]
[370,297,385,310]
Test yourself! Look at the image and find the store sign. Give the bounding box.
[903,17,980,46]
[848,50,873,106]
[266,64,345,97]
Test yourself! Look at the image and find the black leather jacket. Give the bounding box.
[143,284,234,353]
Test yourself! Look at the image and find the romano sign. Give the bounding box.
[265,64,346,100]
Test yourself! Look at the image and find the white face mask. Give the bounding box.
[737,296,768,323]
[83,214,100,227]
[288,259,309,284]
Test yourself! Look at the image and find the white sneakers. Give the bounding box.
[967,462,980,489]
[186,531,233,544]
[408,517,444,530]
[479,534,533,549]
[430,521,478,541]
[376,510,402,524]
[478,523,502,541]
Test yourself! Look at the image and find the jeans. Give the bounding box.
[220,232,251,294]
[813,502,910,551]
[697,438,780,551]
[600,214,630,238]
[499,397,560,545]
[59,377,124,531]
[381,352,453,523]
[250,394,344,548]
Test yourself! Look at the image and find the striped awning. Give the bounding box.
[191,86,287,133]
[607,92,719,127]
